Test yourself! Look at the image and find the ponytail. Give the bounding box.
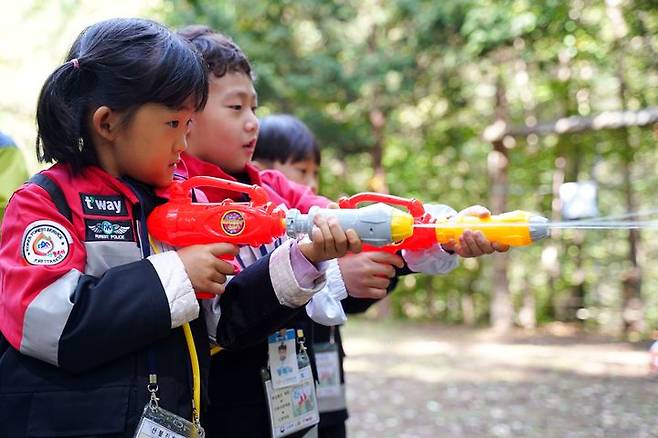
[36,58,96,171]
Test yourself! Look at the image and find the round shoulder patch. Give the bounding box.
[22,220,73,266]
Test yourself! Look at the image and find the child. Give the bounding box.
[0,130,29,226]
[178,25,507,438]
[252,114,321,193]
[0,18,356,437]
[254,114,499,437]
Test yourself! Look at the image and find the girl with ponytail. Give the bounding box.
[0,17,362,437]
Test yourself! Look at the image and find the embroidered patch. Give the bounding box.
[85,219,135,242]
[22,220,72,265]
[80,193,127,216]
[220,210,246,236]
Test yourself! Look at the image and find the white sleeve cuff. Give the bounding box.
[402,246,459,274]
[270,240,327,307]
[305,258,347,325]
[147,251,199,328]
[305,286,347,326]
[325,258,348,300]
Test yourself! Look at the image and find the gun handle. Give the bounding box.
[195,254,240,300]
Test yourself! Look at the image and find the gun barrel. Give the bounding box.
[433,210,550,247]
[285,203,414,247]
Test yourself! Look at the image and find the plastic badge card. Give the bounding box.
[268,329,301,389]
[314,342,341,399]
[134,404,204,438]
[264,365,319,437]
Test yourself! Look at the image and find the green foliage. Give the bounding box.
[160,0,658,336]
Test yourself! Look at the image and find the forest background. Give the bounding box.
[2,0,657,339]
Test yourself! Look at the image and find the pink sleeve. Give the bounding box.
[260,169,330,213]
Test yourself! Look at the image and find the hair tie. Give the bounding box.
[70,58,80,70]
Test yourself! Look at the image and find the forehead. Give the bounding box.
[210,72,256,98]
[137,99,196,117]
[289,158,318,168]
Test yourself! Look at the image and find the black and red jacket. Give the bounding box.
[0,163,297,437]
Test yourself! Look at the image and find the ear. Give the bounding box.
[91,106,120,142]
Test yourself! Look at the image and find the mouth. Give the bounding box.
[168,158,180,169]
[243,139,256,150]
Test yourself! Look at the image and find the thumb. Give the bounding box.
[208,243,239,257]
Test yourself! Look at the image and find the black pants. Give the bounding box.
[318,421,347,438]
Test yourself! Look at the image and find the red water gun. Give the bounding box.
[148,176,287,298]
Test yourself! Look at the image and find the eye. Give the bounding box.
[227,105,242,111]
[186,119,193,127]
[251,106,259,113]
[166,120,180,128]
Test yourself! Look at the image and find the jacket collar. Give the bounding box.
[181,152,262,185]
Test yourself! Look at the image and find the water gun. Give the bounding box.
[293,192,550,251]
[148,177,550,296]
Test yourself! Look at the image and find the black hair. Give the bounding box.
[254,114,321,165]
[177,25,253,80]
[36,17,208,171]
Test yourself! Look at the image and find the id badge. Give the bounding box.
[313,342,347,413]
[268,329,301,389]
[262,365,320,438]
[134,404,205,438]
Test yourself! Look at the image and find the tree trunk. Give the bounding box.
[607,0,645,336]
[365,23,392,320]
[488,77,513,332]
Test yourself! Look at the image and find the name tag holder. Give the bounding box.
[313,326,347,413]
[262,329,319,437]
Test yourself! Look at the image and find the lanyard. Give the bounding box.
[149,236,201,426]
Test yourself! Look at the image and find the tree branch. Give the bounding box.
[482,107,658,142]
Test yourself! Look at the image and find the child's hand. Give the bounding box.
[299,213,362,264]
[441,205,511,257]
[339,252,404,299]
[177,243,238,295]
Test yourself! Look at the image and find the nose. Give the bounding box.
[245,113,259,133]
[176,132,188,152]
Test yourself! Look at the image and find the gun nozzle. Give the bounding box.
[529,215,550,242]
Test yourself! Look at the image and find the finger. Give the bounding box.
[363,275,391,290]
[492,242,511,252]
[208,243,239,257]
[366,261,396,278]
[315,215,334,254]
[214,258,236,275]
[345,229,362,253]
[460,231,481,256]
[200,280,224,296]
[326,202,339,209]
[365,287,387,299]
[327,217,348,255]
[474,232,496,254]
[367,251,405,268]
[211,271,227,285]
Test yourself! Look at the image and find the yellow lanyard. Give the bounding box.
[149,237,201,425]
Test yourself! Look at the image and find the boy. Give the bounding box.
[178,25,507,437]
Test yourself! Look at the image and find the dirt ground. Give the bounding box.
[340,319,658,438]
